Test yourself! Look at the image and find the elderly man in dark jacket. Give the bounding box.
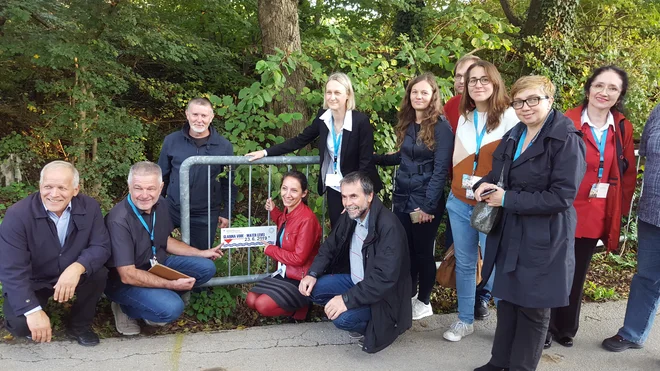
[473,76,587,371]
[0,161,111,346]
[298,171,412,353]
[158,97,236,250]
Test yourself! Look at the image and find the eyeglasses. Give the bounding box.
[591,83,621,95]
[511,96,550,109]
[467,77,491,87]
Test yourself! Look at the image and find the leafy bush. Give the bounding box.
[185,287,244,323]
[584,280,619,301]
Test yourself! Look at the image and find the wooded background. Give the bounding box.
[1,0,659,216]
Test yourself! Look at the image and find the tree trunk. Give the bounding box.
[257,0,309,139]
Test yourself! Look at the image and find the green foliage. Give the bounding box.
[607,252,638,270]
[583,280,620,301]
[185,287,243,322]
[0,183,37,223]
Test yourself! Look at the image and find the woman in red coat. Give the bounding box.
[247,171,322,320]
[546,65,636,348]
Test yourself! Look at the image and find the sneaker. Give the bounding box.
[144,319,168,327]
[443,320,474,342]
[474,299,490,320]
[602,334,643,352]
[111,302,140,336]
[412,299,433,320]
[348,331,363,339]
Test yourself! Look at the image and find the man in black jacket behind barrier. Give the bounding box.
[299,171,412,353]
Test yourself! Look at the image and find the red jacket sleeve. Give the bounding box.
[621,119,637,214]
[265,217,320,267]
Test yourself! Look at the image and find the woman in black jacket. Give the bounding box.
[473,76,586,371]
[247,72,382,227]
[374,72,453,321]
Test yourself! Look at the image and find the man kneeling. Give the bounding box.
[104,161,223,335]
[299,171,412,353]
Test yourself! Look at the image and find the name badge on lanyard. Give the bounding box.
[589,127,609,199]
[127,196,158,266]
[464,111,486,200]
[327,116,343,188]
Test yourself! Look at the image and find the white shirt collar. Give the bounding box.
[581,109,615,133]
[321,109,353,132]
[43,201,73,216]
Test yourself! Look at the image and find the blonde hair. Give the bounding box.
[323,72,356,111]
[510,75,556,100]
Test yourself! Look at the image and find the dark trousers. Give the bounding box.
[395,210,441,305]
[326,188,343,228]
[168,204,220,250]
[3,267,108,337]
[549,237,598,339]
[490,300,550,371]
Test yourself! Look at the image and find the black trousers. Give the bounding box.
[549,237,598,339]
[326,187,343,228]
[395,210,441,304]
[3,267,108,336]
[169,204,220,250]
[490,300,550,371]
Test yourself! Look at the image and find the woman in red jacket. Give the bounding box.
[247,171,322,320]
[546,65,636,348]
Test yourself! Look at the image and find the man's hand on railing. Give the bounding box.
[218,216,229,229]
[245,150,266,161]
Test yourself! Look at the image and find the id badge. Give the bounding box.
[325,173,342,188]
[149,258,157,268]
[466,189,475,200]
[589,183,609,199]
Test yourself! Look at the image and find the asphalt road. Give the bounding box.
[1,300,658,371]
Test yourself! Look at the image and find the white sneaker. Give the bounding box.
[111,302,140,336]
[412,299,433,320]
[144,319,168,327]
[443,320,474,342]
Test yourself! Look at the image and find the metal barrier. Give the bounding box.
[178,155,322,287]
[180,151,644,287]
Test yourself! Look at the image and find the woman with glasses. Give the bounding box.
[545,66,636,349]
[246,72,382,227]
[443,60,519,342]
[473,75,586,371]
[373,73,454,321]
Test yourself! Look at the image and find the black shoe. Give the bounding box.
[475,300,490,320]
[557,336,573,347]
[67,328,100,347]
[602,334,643,352]
[474,363,508,371]
[544,332,552,349]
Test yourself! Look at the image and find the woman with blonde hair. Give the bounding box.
[247,72,381,227]
[443,61,519,342]
[374,72,453,320]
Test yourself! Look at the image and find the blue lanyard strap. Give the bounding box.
[590,126,609,179]
[330,116,343,173]
[472,111,488,174]
[127,196,157,258]
[514,129,528,161]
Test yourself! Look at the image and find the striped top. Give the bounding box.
[451,107,519,205]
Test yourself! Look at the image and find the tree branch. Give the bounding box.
[499,0,523,27]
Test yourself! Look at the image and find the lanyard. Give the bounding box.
[472,111,488,174]
[590,126,609,180]
[126,196,157,259]
[330,116,343,173]
[514,129,528,161]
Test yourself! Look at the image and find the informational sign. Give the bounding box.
[220,226,277,249]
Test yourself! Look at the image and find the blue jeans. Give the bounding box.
[310,274,371,335]
[617,220,660,344]
[105,255,216,323]
[446,192,495,324]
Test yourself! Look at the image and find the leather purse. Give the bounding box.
[436,243,483,288]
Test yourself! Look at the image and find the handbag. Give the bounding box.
[470,167,505,234]
[435,244,483,288]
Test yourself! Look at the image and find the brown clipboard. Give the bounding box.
[148,262,190,280]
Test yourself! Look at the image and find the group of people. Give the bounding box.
[0,58,659,370]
